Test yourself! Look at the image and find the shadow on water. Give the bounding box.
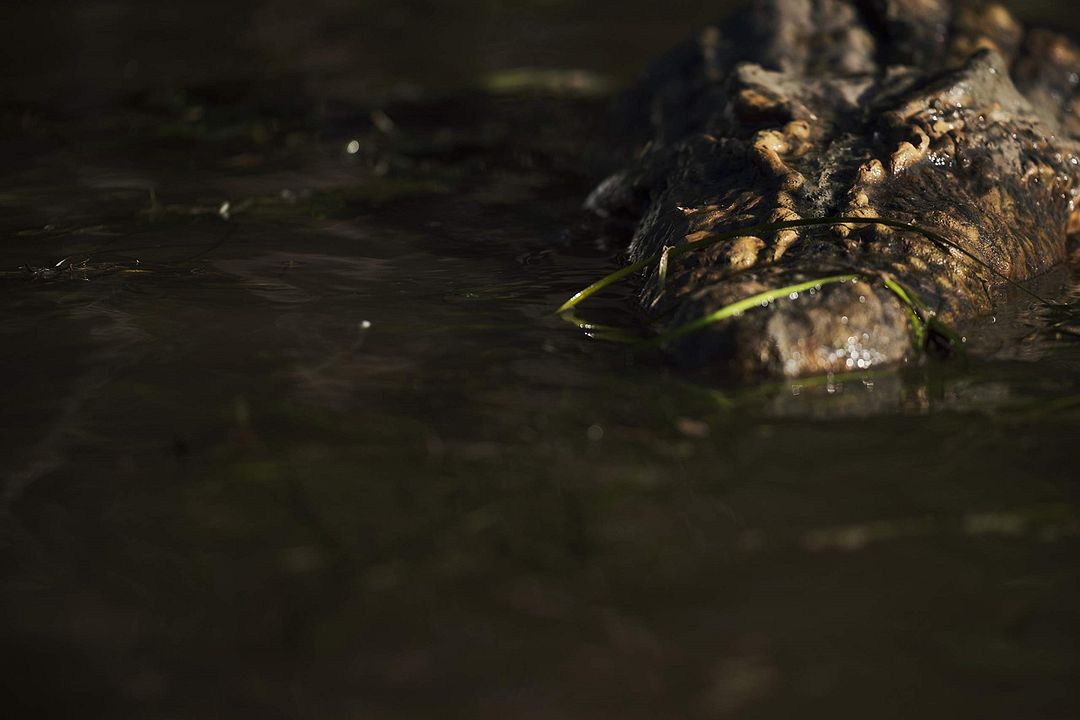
[2,1,1080,718]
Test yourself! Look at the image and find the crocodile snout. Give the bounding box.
[661,272,915,377]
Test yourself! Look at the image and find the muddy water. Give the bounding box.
[2,1,1079,718]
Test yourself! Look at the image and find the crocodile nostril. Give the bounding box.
[731,87,795,125]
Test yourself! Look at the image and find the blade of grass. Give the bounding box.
[650,274,859,346]
[556,311,645,343]
[556,256,656,313]
[881,274,965,352]
[881,275,928,349]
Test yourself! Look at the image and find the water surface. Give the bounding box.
[2,1,1080,718]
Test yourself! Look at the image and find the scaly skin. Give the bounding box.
[588,0,1080,376]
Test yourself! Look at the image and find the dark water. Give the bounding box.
[2,1,1080,718]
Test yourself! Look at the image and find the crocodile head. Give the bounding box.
[588,0,1080,376]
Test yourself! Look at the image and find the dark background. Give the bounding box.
[1,1,1074,109]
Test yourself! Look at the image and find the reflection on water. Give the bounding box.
[2,1,1080,718]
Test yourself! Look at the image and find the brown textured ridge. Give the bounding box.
[586,0,1080,376]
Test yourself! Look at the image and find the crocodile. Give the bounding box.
[584,0,1080,376]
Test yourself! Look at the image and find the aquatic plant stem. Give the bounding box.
[556,256,657,314]
[652,274,859,345]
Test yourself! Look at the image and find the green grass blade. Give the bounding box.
[556,310,644,343]
[555,256,658,313]
[880,275,965,352]
[881,275,928,348]
[651,274,858,346]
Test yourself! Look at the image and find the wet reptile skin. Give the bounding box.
[587,0,1080,376]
